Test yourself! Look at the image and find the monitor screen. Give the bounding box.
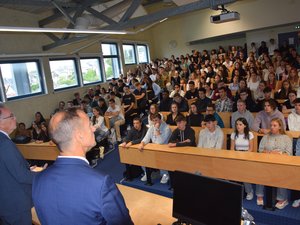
[172,171,243,225]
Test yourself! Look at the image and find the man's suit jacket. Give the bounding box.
[0,132,34,216]
[33,157,133,225]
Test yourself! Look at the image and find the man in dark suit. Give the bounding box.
[0,104,34,225]
[33,108,133,225]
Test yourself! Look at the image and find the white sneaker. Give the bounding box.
[140,174,147,182]
[292,199,300,208]
[160,174,169,184]
[246,192,253,201]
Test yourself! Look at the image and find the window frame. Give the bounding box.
[122,43,137,65]
[0,59,45,101]
[79,57,104,86]
[101,42,121,81]
[49,57,80,91]
[136,44,149,64]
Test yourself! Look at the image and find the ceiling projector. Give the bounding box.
[210,11,240,23]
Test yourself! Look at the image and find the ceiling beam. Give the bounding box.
[85,7,118,25]
[43,32,60,42]
[42,0,237,51]
[51,0,76,25]
[61,7,86,40]
[38,0,110,26]
[42,34,98,51]
[104,0,237,30]
[0,0,77,7]
[119,0,142,23]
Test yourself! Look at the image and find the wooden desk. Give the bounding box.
[119,143,300,190]
[17,142,59,160]
[31,184,176,225]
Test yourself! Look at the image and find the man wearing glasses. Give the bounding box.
[0,104,35,225]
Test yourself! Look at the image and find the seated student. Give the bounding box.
[204,104,224,128]
[288,98,300,131]
[282,90,297,114]
[197,114,224,149]
[168,115,196,189]
[109,91,121,106]
[173,93,189,112]
[275,80,292,100]
[252,99,286,134]
[32,122,50,143]
[148,104,164,127]
[105,99,125,142]
[33,111,46,127]
[231,100,254,128]
[97,97,108,114]
[168,115,196,147]
[91,94,101,108]
[230,118,254,200]
[184,81,199,100]
[54,101,66,114]
[122,85,136,125]
[195,87,212,113]
[187,103,204,127]
[166,102,184,126]
[253,80,266,102]
[120,117,148,180]
[255,87,280,112]
[15,122,31,138]
[72,92,82,106]
[233,88,256,112]
[169,84,185,98]
[215,86,233,112]
[159,89,173,111]
[91,106,109,143]
[133,82,147,114]
[138,113,172,185]
[256,118,292,209]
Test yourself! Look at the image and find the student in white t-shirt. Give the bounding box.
[230,117,254,201]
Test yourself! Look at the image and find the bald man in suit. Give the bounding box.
[33,108,133,225]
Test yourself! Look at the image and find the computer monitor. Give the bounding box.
[172,171,243,225]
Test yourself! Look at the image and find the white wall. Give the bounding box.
[151,0,300,58]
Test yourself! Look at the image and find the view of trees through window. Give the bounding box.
[0,61,43,99]
[80,58,102,85]
[49,59,78,90]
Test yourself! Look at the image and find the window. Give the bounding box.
[49,59,79,90]
[101,43,120,80]
[123,44,136,65]
[0,60,44,100]
[137,44,149,63]
[80,58,102,85]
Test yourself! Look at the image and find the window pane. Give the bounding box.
[49,59,78,90]
[0,61,43,99]
[137,45,148,63]
[123,44,136,64]
[80,58,102,85]
[102,43,117,55]
[103,57,120,80]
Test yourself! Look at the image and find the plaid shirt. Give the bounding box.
[215,97,233,112]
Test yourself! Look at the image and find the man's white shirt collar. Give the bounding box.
[58,156,89,165]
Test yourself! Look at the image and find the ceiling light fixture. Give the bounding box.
[0,26,129,34]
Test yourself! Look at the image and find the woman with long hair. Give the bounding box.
[256,118,292,209]
[166,102,184,126]
[275,80,292,99]
[148,104,164,127]
[91,106,109,143]
[230,117,254,200]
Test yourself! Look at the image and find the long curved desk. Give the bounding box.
[119,143,300,190]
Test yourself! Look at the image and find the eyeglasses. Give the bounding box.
[0,113,15,120]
